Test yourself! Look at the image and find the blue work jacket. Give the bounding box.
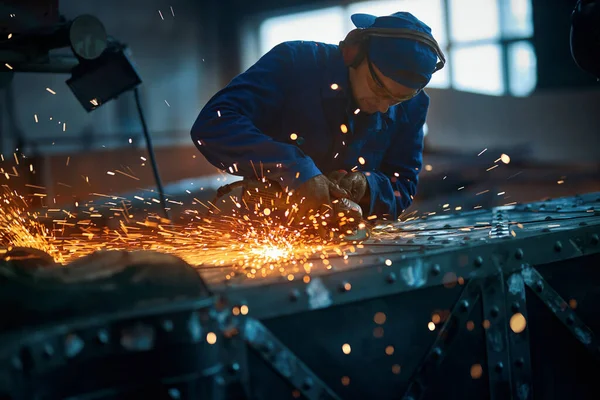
[191,41,429,220]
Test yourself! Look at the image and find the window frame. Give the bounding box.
[245,0,536,97]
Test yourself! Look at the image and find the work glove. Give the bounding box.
[292,174,349,226]
[328,170,368,205]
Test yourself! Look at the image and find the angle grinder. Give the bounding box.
[213,177,370,242]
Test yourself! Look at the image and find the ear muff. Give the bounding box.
[339,27,446,73]
[339,29,370,68]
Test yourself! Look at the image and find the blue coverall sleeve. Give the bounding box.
[191,43,322,191]
[363,99,428,220]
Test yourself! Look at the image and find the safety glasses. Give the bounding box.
[367,54,420,105]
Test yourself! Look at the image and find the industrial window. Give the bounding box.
[252,0,535,96]
[258,7,346,55]
[448,0,535,96]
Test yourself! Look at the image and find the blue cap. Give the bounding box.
[351,12,439,89]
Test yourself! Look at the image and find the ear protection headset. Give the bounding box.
[340,27,446,73]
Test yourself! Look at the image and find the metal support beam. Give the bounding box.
[403,278,481,400]
[505,271,533,400]
[522,265,600,362]
[481,271,512,399]
[243,318,341,400]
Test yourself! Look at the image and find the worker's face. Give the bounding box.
[350,57,419,114]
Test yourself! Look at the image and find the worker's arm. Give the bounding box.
[362,95,428,219]
[191,43,321,191]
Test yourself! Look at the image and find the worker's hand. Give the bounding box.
[292,174,349,225]
[328,171,368,204]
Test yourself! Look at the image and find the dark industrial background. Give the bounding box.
[1,0,598,215]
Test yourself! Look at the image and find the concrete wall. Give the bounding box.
[425,87,600,164]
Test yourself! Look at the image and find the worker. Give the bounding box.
[191,11,445,223]
[571,0,600,79]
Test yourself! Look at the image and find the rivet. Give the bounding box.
[228,362,240,374]
[386,272,397,283]
[545,216,553,221]
[490,306,499,317]
[260,341,275,355]
[215,375,226,386]
[64,334,85,358]
[168,388,181,399]
[289,289,300,302]
[431,264,441,276]
[444,224,452,228]
[162,320,174,332]
[511,302,520,312]
[428,236,435,241]
[431,347,442,359]
[591,234,599,246]
[495,362,504,372]
[302,377,314,390]
[459,300,469,312]
[339,282,351,292]
[535,280,544,292]
[43,344,54,357]
[474,256,483,267]
[97,329,110,344]
[515,249,524,260]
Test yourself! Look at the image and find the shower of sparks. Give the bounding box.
[0,159,368,281]
[0,138,540,281]
[0,186,65,263]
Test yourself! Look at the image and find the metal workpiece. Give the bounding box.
[220,220,600,320]
[1,192,600,399]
